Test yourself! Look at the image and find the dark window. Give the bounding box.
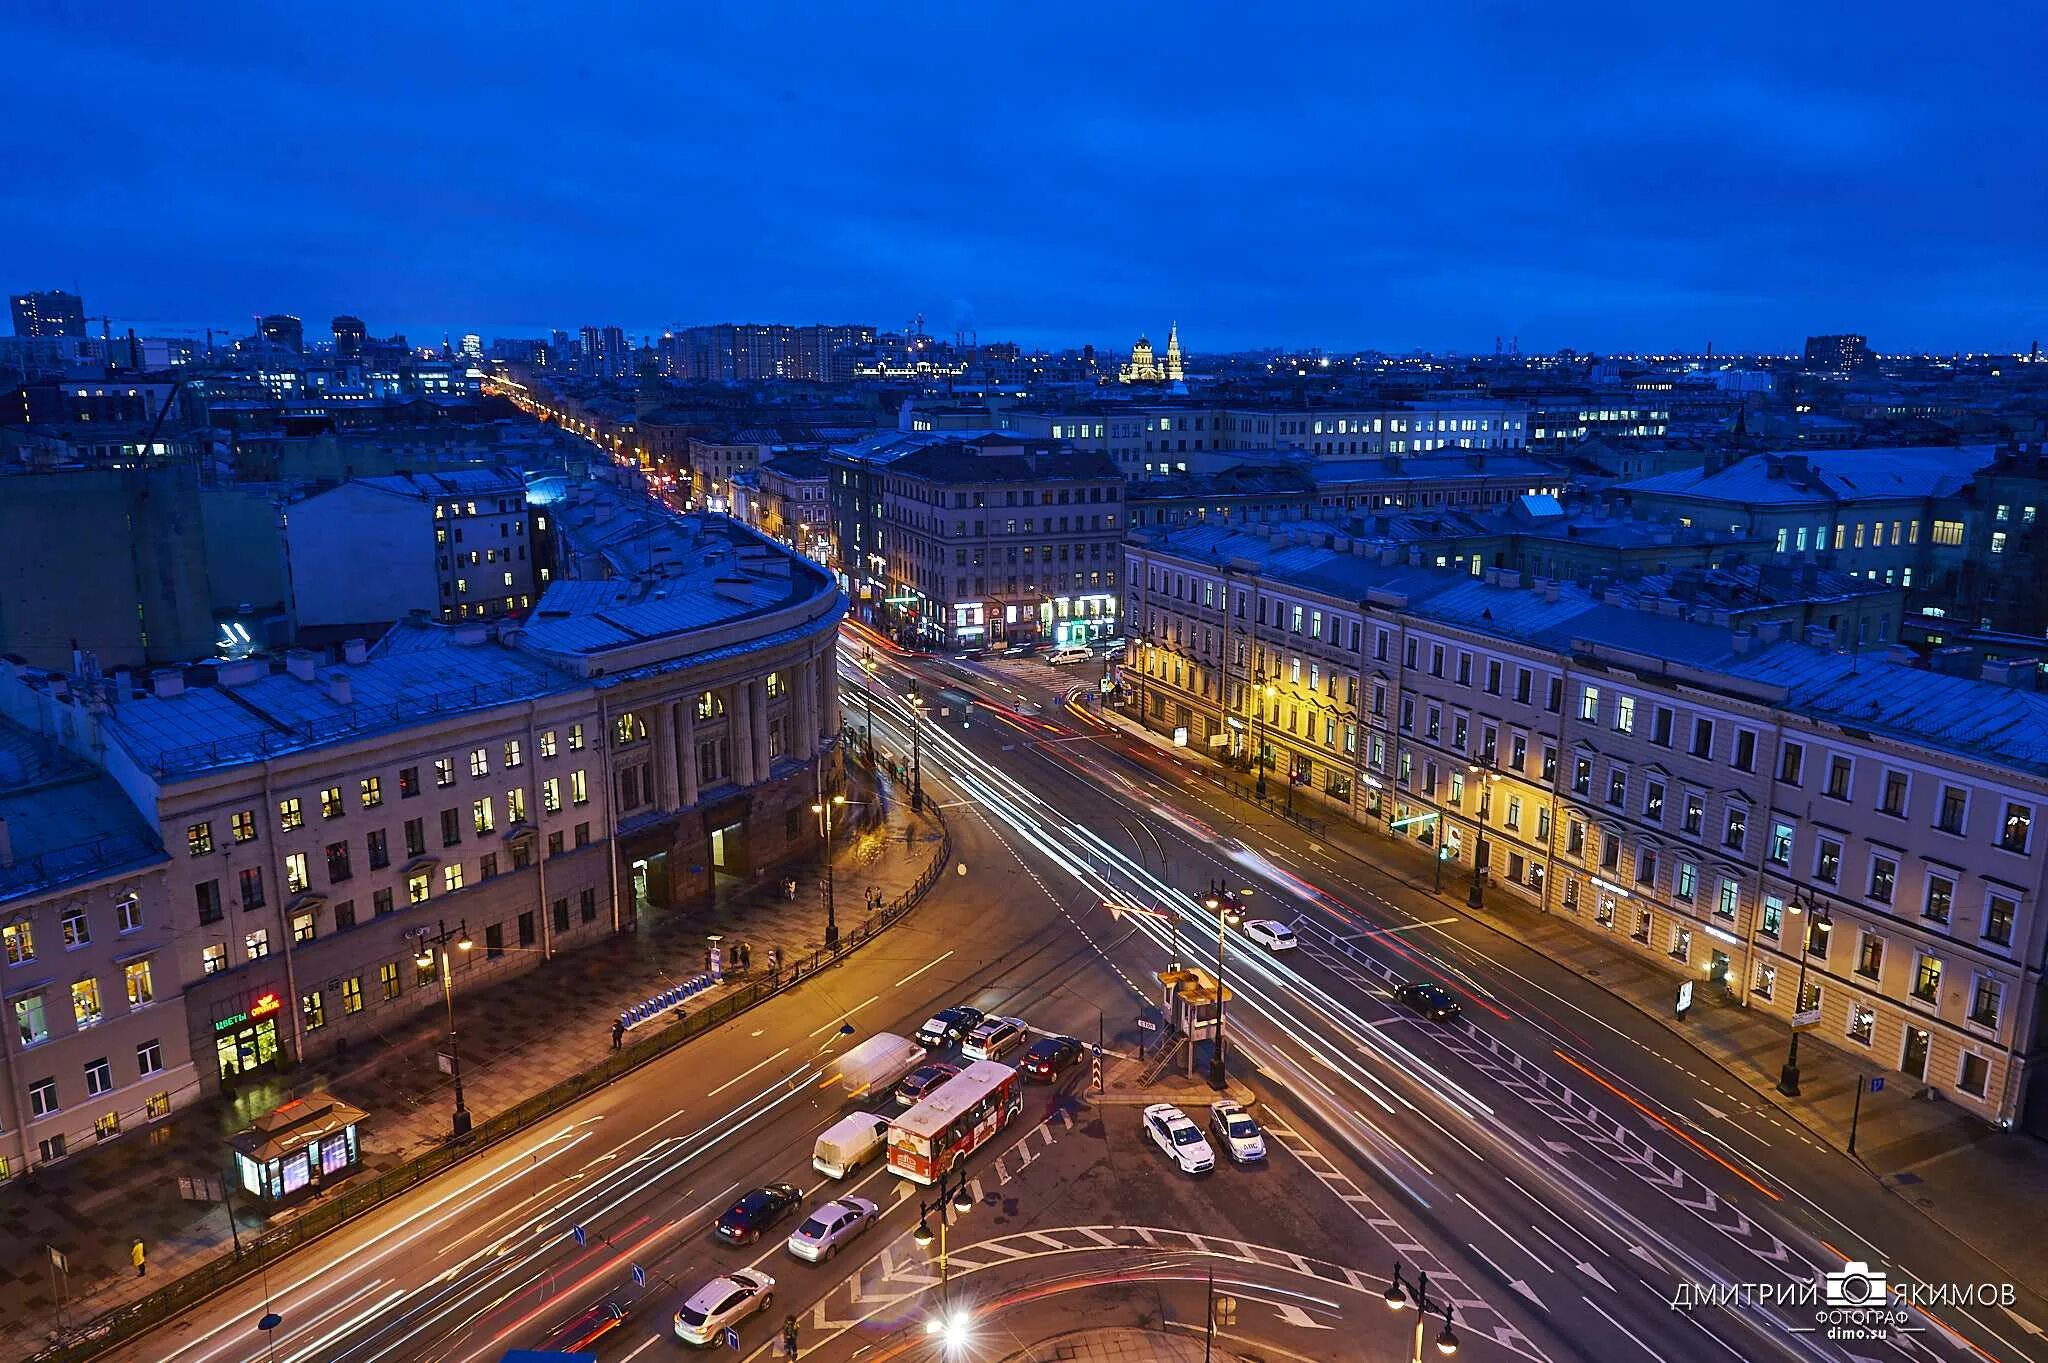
[519,911,537,947]
[325,841,352,884]
[404,818,426,858]
[580,888,598,922]
[367,828,389,870]
[195,880,223,924]
[552,899,570,933]
[334,899,357,932]
[399,766,421,798]
[440,808,462,847]
[485,923,504,958]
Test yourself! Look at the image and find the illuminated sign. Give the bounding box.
[218,991,284,1033]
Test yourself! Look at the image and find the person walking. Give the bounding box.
[131,1238,146,1277]
[781,1314,800,1359]
[611,1018,625,1051]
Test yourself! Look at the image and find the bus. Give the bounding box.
[886,1059,1022,1184]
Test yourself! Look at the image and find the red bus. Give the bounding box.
[886,1059,1021,1184]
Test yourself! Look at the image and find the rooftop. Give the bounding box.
[1618,445,1997,505]
[0,716,166,903]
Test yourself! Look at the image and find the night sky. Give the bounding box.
[6,4,2044,355]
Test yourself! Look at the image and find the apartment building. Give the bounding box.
[0,507,845,1169]
[1124,521,2048,1128]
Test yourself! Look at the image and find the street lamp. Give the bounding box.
[860,646,878,764]
[1385,1263,1459,1361]
[906,685,927,811]
[1465,759,1498,909]
[812,792,847,950]
[912,1165,976,1343]
[410,919,475,1138]
[1253,675,1276,800]
[1201,881,1247,1090]
[1778,887,1832,1097]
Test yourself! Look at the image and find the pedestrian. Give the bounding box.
[131,1238,145,1277]
[611,1018,624,1051]
[782,1313,800,1360]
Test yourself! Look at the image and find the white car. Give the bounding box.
[1209,1100,1266,1163]
[1243,919,1297,952]
[673,1269,775,1346]
[786,1196,878,1262]
[1143,1102,1216,1174]
[962,1015,1028,1062]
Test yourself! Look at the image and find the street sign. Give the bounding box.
[1869,1076,1885,1093]
[632,1262,645,1287]
[571,1224,586,1247]
[1675,980,1694,1017]
[46,1246,66,1273]
[437,1050,455,1075]
[1136,1017,1159,1031]
[1789,1008,1823,1029]
[723,1326,741,1349]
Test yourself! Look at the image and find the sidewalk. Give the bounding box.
[1093,700,2048,1291]
[997,1328,1204,1362]
[0,762,939,1359]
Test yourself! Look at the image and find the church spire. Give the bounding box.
[1165,322,1184,382]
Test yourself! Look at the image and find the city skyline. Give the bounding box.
[6,6,2046,355]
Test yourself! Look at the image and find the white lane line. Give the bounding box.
[1580,1293,1661,1360]
[1455,1191,1552,1271]
[894,950,957,988]
[1343,916,1462,941]
[809,995,880,1038]
[707,1048,792,1097]
[619,1333,664,1363]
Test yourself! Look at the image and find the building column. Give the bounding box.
[750,677,772,776]
[676,697,699,808]
[730,683,757,787]
[794,659,819,759]
[820,643,842,741]
[653,703,680,811]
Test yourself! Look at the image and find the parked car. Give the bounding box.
[786,1196,879,1262]
[916,1006,985,1050]
[1019,1035,1081,1082]
[1045,645,1093,665]
[1243,919,1297,952]
[1393,981,1463,1022]
[1101,639,1128,658]
[962,1015,1029,1062]
[542,1297,629,1352]
[897,1061,961,1107]
[713,1184,801,1244]
[1143,1103,1216,1174]
[1208,1100,1267,1163]
[673,1269,775,1346]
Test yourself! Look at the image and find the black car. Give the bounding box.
[713,1183,801,1244]
[1393,981,1463,1022]
[1019,1035,1081,1082]
[915,1005,985,1050]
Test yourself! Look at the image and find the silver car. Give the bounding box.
[785,1196,879,1262]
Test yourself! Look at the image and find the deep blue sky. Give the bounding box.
[6,5,2044,355]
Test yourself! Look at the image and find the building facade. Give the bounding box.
[9,291,86,339]
[1123,522,2048,1129]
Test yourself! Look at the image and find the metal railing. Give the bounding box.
[29,782,949,1363]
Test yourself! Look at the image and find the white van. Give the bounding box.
[1045,645,1093,666]
[813,1113,891,1179]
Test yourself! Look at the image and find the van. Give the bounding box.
[813,1112,890,1179]
[1045,645,1093,666]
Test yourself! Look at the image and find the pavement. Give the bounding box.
[1079,686,2048,1298]
[996,1328,1205,1362]
[0,760,939,1360]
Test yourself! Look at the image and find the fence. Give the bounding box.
[31,781,950,1363]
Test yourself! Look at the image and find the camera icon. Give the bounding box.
[1824,1261,1889,1307]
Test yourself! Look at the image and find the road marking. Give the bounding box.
[619,1334,663,1363]
[894,949,956,988]
[810,997,879,1037]
[1455,1192,1551,1271]
[1580,1293,1661,1359]
[706,1048,792,1097]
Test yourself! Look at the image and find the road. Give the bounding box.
[91,625,2048,1363]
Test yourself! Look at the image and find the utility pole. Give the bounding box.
[813,791,846,949]
[907,685,926,811]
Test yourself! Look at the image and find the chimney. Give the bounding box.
[1541,581,1562,604]
[343,637,368,664]
[0,815,12,870]
[1803,624,1836,650]
[113,667,132,700]
[285,650,319,682]
[1754,618,1791,646]
[324,670,353,706]
[150,667,186,698]
[1981,658,2041,690]
[1931,645,1977,677]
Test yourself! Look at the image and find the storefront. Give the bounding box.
[230,1091,368,1205]
[212,987,286,1081]
[1046,592,1119,645]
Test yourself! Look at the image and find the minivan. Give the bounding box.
[812,1112,890,1179]
[1045,645,1093,666]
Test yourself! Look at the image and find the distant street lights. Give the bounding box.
[1778,886,1832,1097]
[409,919,475,1138]
[1464,758,1498,909]
[1385,1262,1459,1360]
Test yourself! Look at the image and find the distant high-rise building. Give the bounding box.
[332,314,367,357]
[460,333,484,361]
[10,289,86,338]
[260,313,305,352]
[1803,333,1869,374]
